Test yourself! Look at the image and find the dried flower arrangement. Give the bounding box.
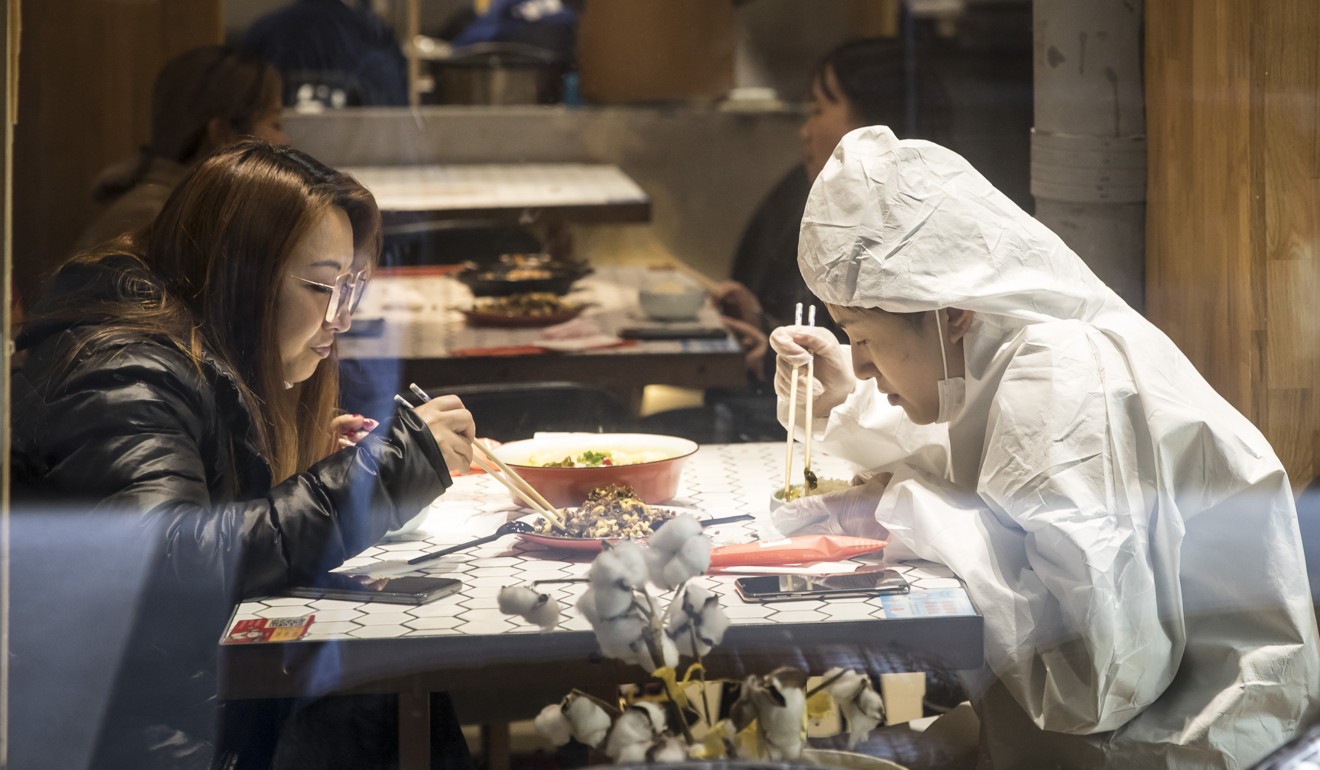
[497,514,888,764]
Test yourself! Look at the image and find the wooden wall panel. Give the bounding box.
[1147,0,1320,485]
[12,0,219,306]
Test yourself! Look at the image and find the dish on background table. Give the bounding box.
[462,292,586,328]
[456,254,592,297]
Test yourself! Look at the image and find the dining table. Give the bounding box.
[337,264,747,410]
[218,443,984,770]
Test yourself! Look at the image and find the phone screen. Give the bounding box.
[285,573,463,605]
[735,569,910,602]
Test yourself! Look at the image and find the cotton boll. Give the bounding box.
[845,683,885,748]
[649,736,689,762]
[590,550,630,588]
[677,535,711,573]
[824,668,866,702]
[534,703,573,746]
[607,541,649,587]
[497,586,540,616]
[604,708,656,759]
[697,601,729,648]
[648,514,702,554]
[645,547,669,587]
[631,700,668,733]
[577,588,601,625]
[592,582,634,619]
[639,632,678,673]
[524,594,562,629]
[565,695,612,748]
[596,615,647,661]
[760,682,805,760]
[615,741,651,763]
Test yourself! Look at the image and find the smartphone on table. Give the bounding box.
[284,573,462,605]
[734,569,910,603]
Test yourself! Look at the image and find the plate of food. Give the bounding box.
[517,483,693,552]
[491,433,699,507]
[462,292,587,328]
[456,254,592,297]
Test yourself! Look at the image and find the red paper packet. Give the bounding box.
[223,615,314,644]
[708,535,886,568]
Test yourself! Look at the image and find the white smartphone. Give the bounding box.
[734,569,910,603]
[284,574,462,605]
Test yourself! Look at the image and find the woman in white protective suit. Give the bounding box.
[769,126,1320,769]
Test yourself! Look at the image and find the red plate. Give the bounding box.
[462,306,586,328]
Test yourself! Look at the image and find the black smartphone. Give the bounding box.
[284,573,462,605]
[734,569,910,603]
[619,326,729,340]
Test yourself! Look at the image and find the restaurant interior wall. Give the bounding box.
[10,0,221,309]
[1146,0,1320,486]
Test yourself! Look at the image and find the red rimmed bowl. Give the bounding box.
[491,433,699,508]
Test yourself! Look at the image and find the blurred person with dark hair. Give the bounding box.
[718,37,951,356]
[13,141,474,769]
[241,0,409,108]
[695,37,950,443]
[75,45,288,253]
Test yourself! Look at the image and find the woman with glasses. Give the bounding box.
[10,140,475,769]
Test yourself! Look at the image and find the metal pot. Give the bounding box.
[429,42,562,105]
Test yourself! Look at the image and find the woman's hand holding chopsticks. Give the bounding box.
[395,391,476,474]
[402,386,567,531]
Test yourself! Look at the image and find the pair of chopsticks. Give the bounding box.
[394,384,568,531]
[782,303,817,499]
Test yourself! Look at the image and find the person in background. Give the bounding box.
[242,0,409,109]
[12,141,474,769]
[770,126,1319,767]
[715,36,951,370]
[679,37,949,443]
[74,45,288,254]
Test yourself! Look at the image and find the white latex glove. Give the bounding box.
[770,325,857,425]
[771,473,892,539]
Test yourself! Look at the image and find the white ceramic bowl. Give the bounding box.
[638,283,708,321]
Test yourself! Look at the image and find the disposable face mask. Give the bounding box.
[934,310,966,424]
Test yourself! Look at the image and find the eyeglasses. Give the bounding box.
[290,269,370,323]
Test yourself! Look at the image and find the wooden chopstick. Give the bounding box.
[402,384,566,529]
[804,305,816,476]
[469,453,565,528]
[475,440,562,521]
[783,302,804,500]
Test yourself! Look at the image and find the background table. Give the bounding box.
[219,444,983,769]
[338,265,747,405]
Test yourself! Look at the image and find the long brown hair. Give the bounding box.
[44,141,381,482]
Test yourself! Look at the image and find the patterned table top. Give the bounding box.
[339,265,741,361]
[221,444,983,699]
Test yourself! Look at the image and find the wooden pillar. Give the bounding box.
[1146,0,1320,485]
[11,0,220,306]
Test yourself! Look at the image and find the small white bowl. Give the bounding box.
[638,283,707,321]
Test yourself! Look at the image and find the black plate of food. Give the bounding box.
[456,255,593,297]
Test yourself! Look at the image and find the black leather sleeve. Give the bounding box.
[26,341,452,601]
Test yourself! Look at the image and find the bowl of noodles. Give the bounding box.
[491,433,699,508]
[769,477,852,511]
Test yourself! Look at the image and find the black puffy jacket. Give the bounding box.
[9,257,452,768]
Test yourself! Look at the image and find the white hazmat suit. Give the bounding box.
[776,126,1320,768]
